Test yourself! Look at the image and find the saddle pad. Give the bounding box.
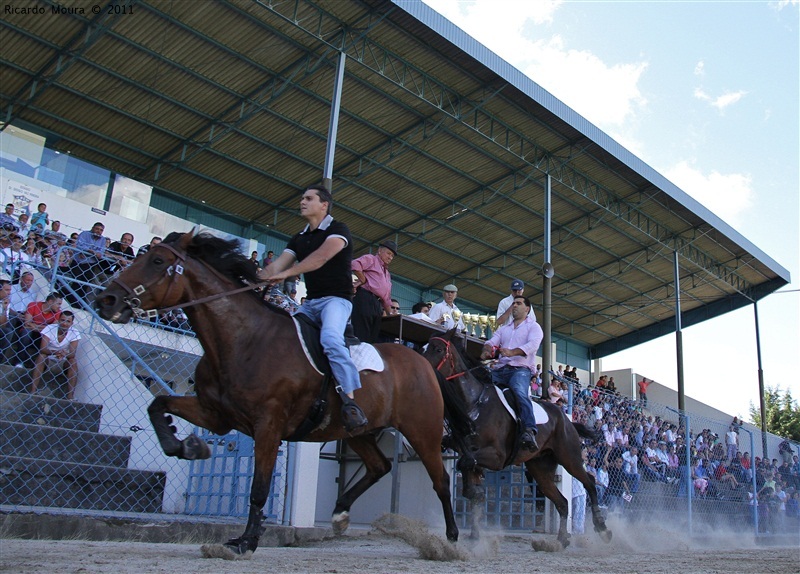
[292,317,385,375]
[493,386,550,426]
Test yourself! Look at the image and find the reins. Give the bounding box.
[110,242,269,319]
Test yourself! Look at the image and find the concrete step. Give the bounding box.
[0,420,132,468]
[0,390,102,433]
[0,455,166,513]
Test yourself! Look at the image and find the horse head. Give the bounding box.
[423,328,463,378]
[96,230,198,323]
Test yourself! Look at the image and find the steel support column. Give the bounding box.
[674,250,685,412]
[754,301,768,457]
[323,51,346,191]
[542,175,553,400]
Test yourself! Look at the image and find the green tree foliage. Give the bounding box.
[749,386,800,442]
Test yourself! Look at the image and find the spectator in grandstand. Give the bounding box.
[20,236,43,274]
[621,445,642,493]
[0,203,20,233]
[136,236,162,257]
[571,455,587,535]
[2,232,25,281]
[606,456,632,511]
[28,310,80,400]
[248,250,260,270]
[16,212,31,236]
[0,272,13,358]
[44,220,66,242]
[643,439,671,479]
[548,376,564,404]
[262,250,274,267]
[786,490,800,518]
[713,459,742,490]
[725,427,739,463]
[408,301,434,322]
[105,232,136,273]
[790,455,800,489]
[741,452,753,481]
[606,376,617,393]
[637,377,651,407]
[8,271,39,327]
[68,222,107,303]
[778,438,794,465]
[29,203,49,234]
[17,292,63,368]
[692,458,711,497]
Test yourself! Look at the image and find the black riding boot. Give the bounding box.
[521,427,539,452]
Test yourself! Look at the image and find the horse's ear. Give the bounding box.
[445,327,457,340]
[177,228,196,250]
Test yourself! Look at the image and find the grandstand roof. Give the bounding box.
[0,0,789,358]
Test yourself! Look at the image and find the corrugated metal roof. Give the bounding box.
[0,0,789,357]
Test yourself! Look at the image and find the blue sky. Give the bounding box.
[422,0,799,421]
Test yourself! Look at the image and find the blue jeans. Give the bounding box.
[296,296,361,395]
[491,366,536,429]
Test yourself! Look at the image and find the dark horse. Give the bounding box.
[424,329,611,548]
[95,231,458,554]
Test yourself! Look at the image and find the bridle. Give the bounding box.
[109,242,265,320]
[429,336,467,381]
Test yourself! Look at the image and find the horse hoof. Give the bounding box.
[599,529,613,543]
[222,536,258,556]
[182,434,211,460]
[332,511,350,535]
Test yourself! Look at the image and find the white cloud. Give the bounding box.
[423,0,648,129]
[694,87,747,113]
[664,161,754,226]
[694,60,705,76]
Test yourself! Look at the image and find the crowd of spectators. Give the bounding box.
[0,202,198,396]
[542,368,800,533]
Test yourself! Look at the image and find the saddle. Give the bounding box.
[288,314,378,439]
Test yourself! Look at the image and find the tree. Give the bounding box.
[749,386,800,442]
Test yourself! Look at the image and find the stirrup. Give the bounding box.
[340,402,368,433]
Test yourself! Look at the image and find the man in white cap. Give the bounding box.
[351,239,397,343]
[428,284,466,331]
[496,279,525,326]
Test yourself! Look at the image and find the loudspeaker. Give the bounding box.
[541,262,555,279]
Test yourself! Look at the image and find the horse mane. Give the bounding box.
[164,231,290,317]
[449,332,494,387]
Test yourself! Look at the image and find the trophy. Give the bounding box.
[462,313,473,336]
[488,315,497,337]
[451,309,462,330]
[442,313,452,327]
[478,314,489,339]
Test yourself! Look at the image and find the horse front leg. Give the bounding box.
[147,395,227,460]
[223,437,282,555]
[461,468,485,540]
[525,456,570,550]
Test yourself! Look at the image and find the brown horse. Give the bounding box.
[424,329,611,548]
[95,231,458,555]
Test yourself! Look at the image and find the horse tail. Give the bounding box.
[572,421,602,443]
[434,369,474,448]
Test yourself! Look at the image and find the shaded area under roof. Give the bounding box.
[0,0,789,359]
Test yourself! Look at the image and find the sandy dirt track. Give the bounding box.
[2,527,799,574]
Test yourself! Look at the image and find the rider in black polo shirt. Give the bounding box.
[258,184,367,433]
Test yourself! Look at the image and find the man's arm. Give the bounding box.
[260,237,345,284]
[257,250,296,281]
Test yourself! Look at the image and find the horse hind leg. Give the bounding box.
[147,395,225,460]
[332,434,392,535]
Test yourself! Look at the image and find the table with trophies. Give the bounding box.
[380,309,498,359]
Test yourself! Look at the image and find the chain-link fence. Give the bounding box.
[1,259,290,524]
[568,382,799,539]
